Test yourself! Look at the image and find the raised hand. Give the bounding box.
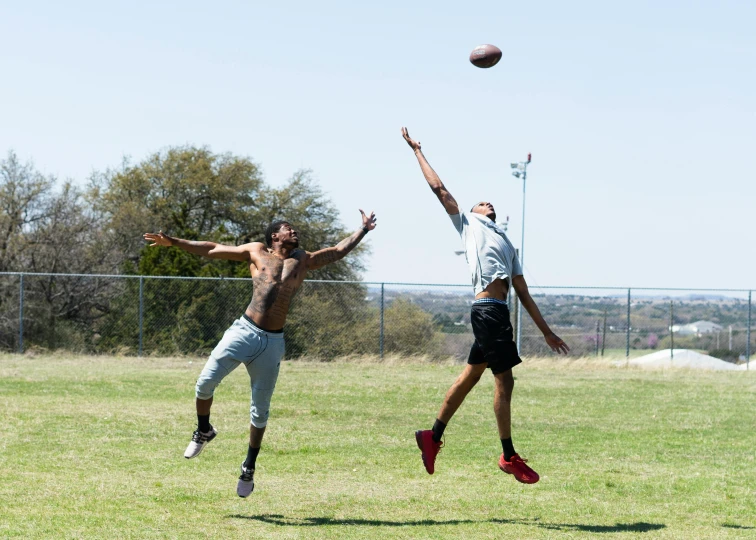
[143,231,172,247]
[544,332,570,355]
[401,127,421,152]
[360,209,377,231]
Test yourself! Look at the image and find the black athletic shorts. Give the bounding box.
[468,300,522,374]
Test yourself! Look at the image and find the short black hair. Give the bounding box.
[264,220,290,247]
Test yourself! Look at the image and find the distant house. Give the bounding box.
[671,320,723,336]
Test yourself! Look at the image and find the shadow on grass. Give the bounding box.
[723,524,755,530]
[229,514,665,533]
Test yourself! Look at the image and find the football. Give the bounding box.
[469,44,502,68]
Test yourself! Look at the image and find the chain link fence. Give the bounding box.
[0,273,752,367]
[517,286,752,364]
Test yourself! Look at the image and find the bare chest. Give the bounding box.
[253,252,306,284]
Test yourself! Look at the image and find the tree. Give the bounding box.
[92,146,368,355]
[94,146,364,279]
[0,151,125,351]
[91,146,264,276]
[383,298,442,356]
[0,151,51,348]
[0,151,52,272]
[284,281,376,359]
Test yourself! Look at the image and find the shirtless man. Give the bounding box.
[143,210,376,497]
[401,127,568,483]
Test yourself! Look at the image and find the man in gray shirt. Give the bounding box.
[402,127,569,484]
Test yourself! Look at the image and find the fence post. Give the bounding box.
[595,320,600,356]
[18,273,24,354]
[625,288,631,359]
[138,276,144,357]
[670,300,674,360]
[747,290,751,370]
[379,283,385,359]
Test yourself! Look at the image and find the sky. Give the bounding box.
[1,0,754,290]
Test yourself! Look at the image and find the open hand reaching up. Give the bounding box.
[360,209,377,231]
[401,127,421,152]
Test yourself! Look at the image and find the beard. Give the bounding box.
[488,211,497,221]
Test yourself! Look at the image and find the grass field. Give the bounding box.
[1,354,755,539]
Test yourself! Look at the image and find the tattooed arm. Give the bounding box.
[306,210,377,270]
[143,231,254,262]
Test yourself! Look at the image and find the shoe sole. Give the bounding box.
[237,487,254,498]
[184,445,204,459]
[499,463,539,484]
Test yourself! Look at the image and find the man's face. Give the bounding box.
[273,223,299,248]
[471,201,497,221]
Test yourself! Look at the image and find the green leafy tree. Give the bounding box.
[94,146,367,355]
[284,281,377,359]
[383,298,442,356]
[91,146,263,276]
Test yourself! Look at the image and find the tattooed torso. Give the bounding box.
[245,245,308,331]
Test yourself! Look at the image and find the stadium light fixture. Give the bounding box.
[510,153,532,350]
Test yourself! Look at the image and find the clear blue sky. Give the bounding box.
[2,0,754,289]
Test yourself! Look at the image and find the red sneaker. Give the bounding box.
[415,430,443,475]
[499,453,540,484]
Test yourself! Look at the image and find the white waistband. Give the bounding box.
[473,298,508,306]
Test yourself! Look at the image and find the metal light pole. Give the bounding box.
[510,153,531,350]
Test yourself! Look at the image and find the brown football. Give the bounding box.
[469,44,502,68]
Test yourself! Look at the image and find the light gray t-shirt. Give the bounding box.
[450,211,523,295]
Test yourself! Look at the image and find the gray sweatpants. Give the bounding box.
[195,316,284,428]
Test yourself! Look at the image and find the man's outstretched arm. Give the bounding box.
[143,231,252,262]
[512,275,570,354]
[307,210,377,270]
[402,127,459,215]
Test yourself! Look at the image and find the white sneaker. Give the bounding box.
[184,427,217,459]
[237,463,255,498]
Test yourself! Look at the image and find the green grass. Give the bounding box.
[1,354,755,539]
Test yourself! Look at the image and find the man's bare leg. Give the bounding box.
[249,425,266,448]
[196,396,213,434]
[243,424,266,469]
[494,369,538,483]
[438,363,488,424]
[196,396,213,415]
[416,363,488,474]
[493,370,514,440]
